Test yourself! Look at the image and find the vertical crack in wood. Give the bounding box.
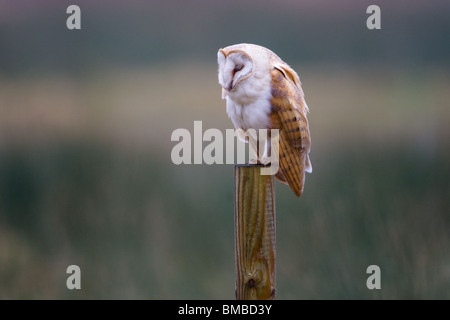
[235,165,276,300]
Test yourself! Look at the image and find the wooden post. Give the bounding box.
[234,164,276,300]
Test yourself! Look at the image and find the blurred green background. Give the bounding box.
[0,0,449,299]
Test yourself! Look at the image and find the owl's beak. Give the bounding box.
[227,81,233,92]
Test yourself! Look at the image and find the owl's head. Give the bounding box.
[217,43,272,96]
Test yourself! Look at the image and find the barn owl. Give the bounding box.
[217,43,312,197]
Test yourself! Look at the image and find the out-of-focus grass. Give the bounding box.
[0,66,449,298]
[0,142,449,299]
[1,65,449,151]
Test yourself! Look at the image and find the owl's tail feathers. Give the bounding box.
[305,154,312,173]
[277,131,307,197]
[275,171,288,185]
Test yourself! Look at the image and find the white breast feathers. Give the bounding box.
[225,70,272,131]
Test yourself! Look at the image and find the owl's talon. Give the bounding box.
[260,157,271,166]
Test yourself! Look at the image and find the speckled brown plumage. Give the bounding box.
[269,67,311,197]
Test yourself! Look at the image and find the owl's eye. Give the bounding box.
[234,65,243,72]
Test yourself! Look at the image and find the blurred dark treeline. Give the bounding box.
[1,0,450,75]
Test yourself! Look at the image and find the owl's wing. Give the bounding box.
[269,65,311,197]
